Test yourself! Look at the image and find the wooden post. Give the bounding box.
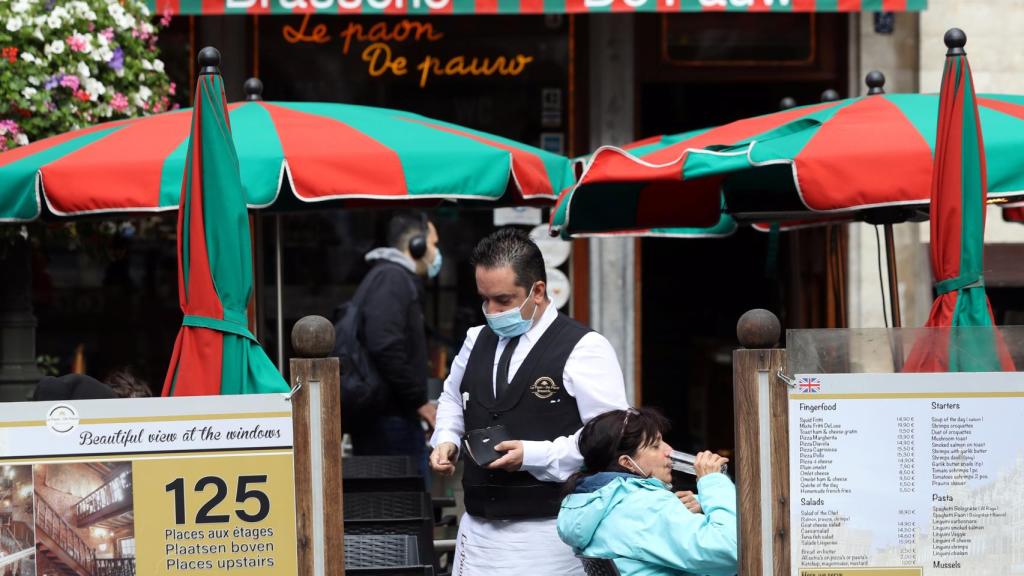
[733,309,788,576]
[289,315,344,576]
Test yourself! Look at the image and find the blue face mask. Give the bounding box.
[427,248,442,279]
[483,283,539,338]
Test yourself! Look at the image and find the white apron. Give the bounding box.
[451,513,585,576]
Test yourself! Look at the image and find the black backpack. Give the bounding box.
[331,263,416,431]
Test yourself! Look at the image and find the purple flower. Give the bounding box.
[44,74,63,90]
[108,47,124,72]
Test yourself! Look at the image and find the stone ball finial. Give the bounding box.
[820,89,840,103]
[779,97,798,111]
[865,70,886,95]
[244,78,264,101]
[737,309,781,349]
[944,28,966,56]
[198,47,221,76]
[291,316,335,358]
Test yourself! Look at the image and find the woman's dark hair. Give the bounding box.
[563,407,671,495]
[104,367,153,398]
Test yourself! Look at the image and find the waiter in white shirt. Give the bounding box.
[429,227,629,576]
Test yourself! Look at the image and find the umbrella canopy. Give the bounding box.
[904,30,1013,372]
[551,92,1024,238]
[563,138,736,239]
[162,48,288,396]
[0,97,572,222]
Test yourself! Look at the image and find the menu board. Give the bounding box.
[789,372,1024,576]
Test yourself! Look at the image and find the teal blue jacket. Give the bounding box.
[557,472,738,576]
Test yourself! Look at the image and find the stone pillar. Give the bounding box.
[0,238,42,401]
[847,13,932,330]
[588,15,637,403]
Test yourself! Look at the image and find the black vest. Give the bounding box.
[460,313,589,519]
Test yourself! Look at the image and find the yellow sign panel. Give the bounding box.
[134,452,298,574]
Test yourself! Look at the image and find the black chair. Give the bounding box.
[344,492,436,572]
[343,455,425,492]
[578,555,622,576]
[344,534,434,574]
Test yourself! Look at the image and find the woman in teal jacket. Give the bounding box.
[557,408,738,576]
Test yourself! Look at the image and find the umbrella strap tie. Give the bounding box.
[935,274,984,295]
[182,313,257,342]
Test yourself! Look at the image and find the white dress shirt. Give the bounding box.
[431,303,629,576]
[431,303,629,482]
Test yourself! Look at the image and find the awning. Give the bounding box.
[148,0,926,15]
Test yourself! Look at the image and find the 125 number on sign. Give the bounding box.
[166,475,271,524]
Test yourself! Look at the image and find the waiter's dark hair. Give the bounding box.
[471,228,547,290]
[563,407,671,496]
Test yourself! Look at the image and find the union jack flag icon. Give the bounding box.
[798,377,821,393]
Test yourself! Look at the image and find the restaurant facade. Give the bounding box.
[16,0,1024,455]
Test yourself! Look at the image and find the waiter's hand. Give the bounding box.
[430,442,458,477]
[694,450,728,478]
[487,440,524,471]
[675,490,703,514]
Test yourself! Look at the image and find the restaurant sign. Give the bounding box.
[0,394,298,575]
[149,0,926,15]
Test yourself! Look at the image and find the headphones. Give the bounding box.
[408,213,429,260]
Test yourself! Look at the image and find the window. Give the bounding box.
[119,537,135,558]
[662,13,815,65]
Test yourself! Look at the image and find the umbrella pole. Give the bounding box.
[883,223,902,328]
[276,214,285,374]
[884,223,905,370]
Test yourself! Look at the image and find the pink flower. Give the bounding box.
[160,9,173,27]
[168,82,176,96]
[100,28,114,42]
[0,119,19,135]
[67,34,88,53]
[60,75,80,91]
[111,92,128,113]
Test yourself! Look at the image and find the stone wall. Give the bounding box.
[920,1,1024,246]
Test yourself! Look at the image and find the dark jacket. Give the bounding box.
[360,249,429,418]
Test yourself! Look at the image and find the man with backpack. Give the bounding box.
[336,211,442,478]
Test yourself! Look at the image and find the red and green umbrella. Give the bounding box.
[904,30,1013,372]
[0,99,571,222]
[162,49,288,396]
[551,92,1024,238]
[562,139,736,239]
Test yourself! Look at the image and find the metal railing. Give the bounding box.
[95,557,136,576]
[75,469,132,523]
[35,494,96,572]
